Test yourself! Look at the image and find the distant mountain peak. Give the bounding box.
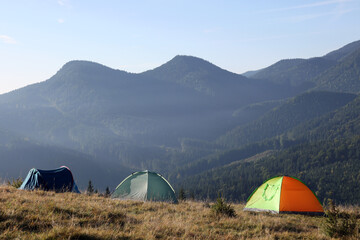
[145,55,235,78]
[172,54,200,60]
[52,60,130,80]
[59,60,116,74]
[43,60,132,90]
[164,55,221,71]
[140,55,246,95]
[170,55,210,63]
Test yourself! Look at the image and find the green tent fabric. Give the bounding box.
[111,170,178,203]
[245,176,283,213]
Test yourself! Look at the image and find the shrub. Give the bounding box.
[211,197,236,218]
[7,177,23,188]
[322,199,357,238]
[178,188,186,201]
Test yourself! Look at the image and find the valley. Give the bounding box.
[1,40,360,205]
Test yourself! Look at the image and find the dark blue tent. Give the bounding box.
[19,166,80,193]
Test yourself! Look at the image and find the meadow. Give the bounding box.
[0,185,358,239]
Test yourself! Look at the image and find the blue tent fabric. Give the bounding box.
[19,166,80,193]
[72,182,80,193]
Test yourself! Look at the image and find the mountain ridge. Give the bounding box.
[247,40,360,88]
[323,39,360,61]
[314,48,360,93]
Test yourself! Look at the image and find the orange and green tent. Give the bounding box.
[244,176,324,215]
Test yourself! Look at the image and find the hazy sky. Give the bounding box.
[1,0,359,94]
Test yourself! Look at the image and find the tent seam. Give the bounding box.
[146,171,149,201]
[278,176,284,212]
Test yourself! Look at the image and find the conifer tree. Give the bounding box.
[87,180,94,194]
[105,186,111,197]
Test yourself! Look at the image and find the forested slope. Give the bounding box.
[177,94,360,204]
[217,91,356,148]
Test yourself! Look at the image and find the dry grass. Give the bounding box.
[0,185,359,239]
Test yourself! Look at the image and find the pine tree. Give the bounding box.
[105,186,111,197]
[87,180,94,194]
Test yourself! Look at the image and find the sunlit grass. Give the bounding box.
[0,185,358,239]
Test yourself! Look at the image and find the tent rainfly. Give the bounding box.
[19,166,80,193]
[111,170,178,203]
[244,176,324,215]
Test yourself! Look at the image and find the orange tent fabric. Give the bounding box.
[280,176,324,213]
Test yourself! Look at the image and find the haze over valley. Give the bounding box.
[1,40,360,204]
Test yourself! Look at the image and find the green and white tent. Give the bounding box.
[244,176,324,214]
[111,170,178,203]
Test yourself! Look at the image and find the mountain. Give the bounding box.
[142,55,299,105]
[323,39,360,61]
[217,91,357,148]
[241,69,262,78]
[142,55,255,97]
[1,40,360,200]
[249,58,305,83]
[142,55,242,95]
[248,40,360,88]
[169,91,357,181]
[0,58,296,147]
[288,94,360,141]
[250,57,337,87]
[0,56,302,179]
[314,48,360,93]
[176,94,360,204]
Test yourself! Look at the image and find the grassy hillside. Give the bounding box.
[1,185,359,239]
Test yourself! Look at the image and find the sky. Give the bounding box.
[1,0,360,94]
